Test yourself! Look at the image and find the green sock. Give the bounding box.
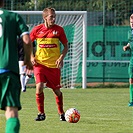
[129,84,133,102]
[6,118,20,133]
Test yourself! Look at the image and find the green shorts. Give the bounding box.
[0,72,21,110]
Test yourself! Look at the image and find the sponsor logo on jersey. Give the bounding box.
[39,44,57,48]
[53,30,58,35]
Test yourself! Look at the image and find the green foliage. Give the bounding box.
[4,0,133,12]
[0,88,133,133]
[4,0,133,25]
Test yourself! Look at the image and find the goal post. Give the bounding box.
[13,11,87,89]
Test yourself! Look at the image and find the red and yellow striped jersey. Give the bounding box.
[30,24,68,68]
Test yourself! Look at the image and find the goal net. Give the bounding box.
[14,11,87,89]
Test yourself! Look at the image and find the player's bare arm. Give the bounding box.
[22,34,33,73]
[56,43,68,68]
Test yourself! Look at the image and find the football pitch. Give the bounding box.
[0,88,133,133]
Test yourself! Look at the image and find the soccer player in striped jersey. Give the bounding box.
[30,7,68,121]
[123,14,133,106]
[0,0,33,132]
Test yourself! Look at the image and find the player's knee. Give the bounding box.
[5,107,18,119]
[36,82,44,93]
[53,89,62,97]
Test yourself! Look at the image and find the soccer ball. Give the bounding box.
[65,108,80,123]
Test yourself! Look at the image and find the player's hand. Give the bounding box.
[56,58,63,69]
[31,56,38,66]
[123,46,127,51]
[123,43,130,51]
[24,61,33,75]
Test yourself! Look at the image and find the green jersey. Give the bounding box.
[128,29,133,44]
[128,29,133,67]
[0,9,28,74]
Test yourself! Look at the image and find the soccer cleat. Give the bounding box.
[22,89,26,92]
[60,114,66,121]
[35,113,46,121]
[22,86,26,92]
[128,102,133,107]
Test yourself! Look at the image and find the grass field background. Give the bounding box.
[0,88,133,133]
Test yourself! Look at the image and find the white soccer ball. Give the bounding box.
[65,108,80,123]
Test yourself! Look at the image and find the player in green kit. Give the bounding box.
[123,14,133,106]
[0,0,33,133]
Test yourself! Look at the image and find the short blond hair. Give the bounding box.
[42,7,55,18]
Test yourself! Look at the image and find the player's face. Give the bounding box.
[45,11,56,27]
[130,19,133,29]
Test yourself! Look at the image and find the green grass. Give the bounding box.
[0,88,133,133]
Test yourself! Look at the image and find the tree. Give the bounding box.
[4,0,133,25]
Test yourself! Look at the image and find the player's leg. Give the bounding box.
[128,66,133,106]
[53,89,64,114]
[20,73,26,92]
[33,64,46,121]
[52,89,66,121]
[5,107,20,133]
[36,83,45,112]
[19,61,26,92]
[35,83,46,121]
[25,74,32,85]
[129,78,133,106]
[0,72,21,133]
[46,67,66,121]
